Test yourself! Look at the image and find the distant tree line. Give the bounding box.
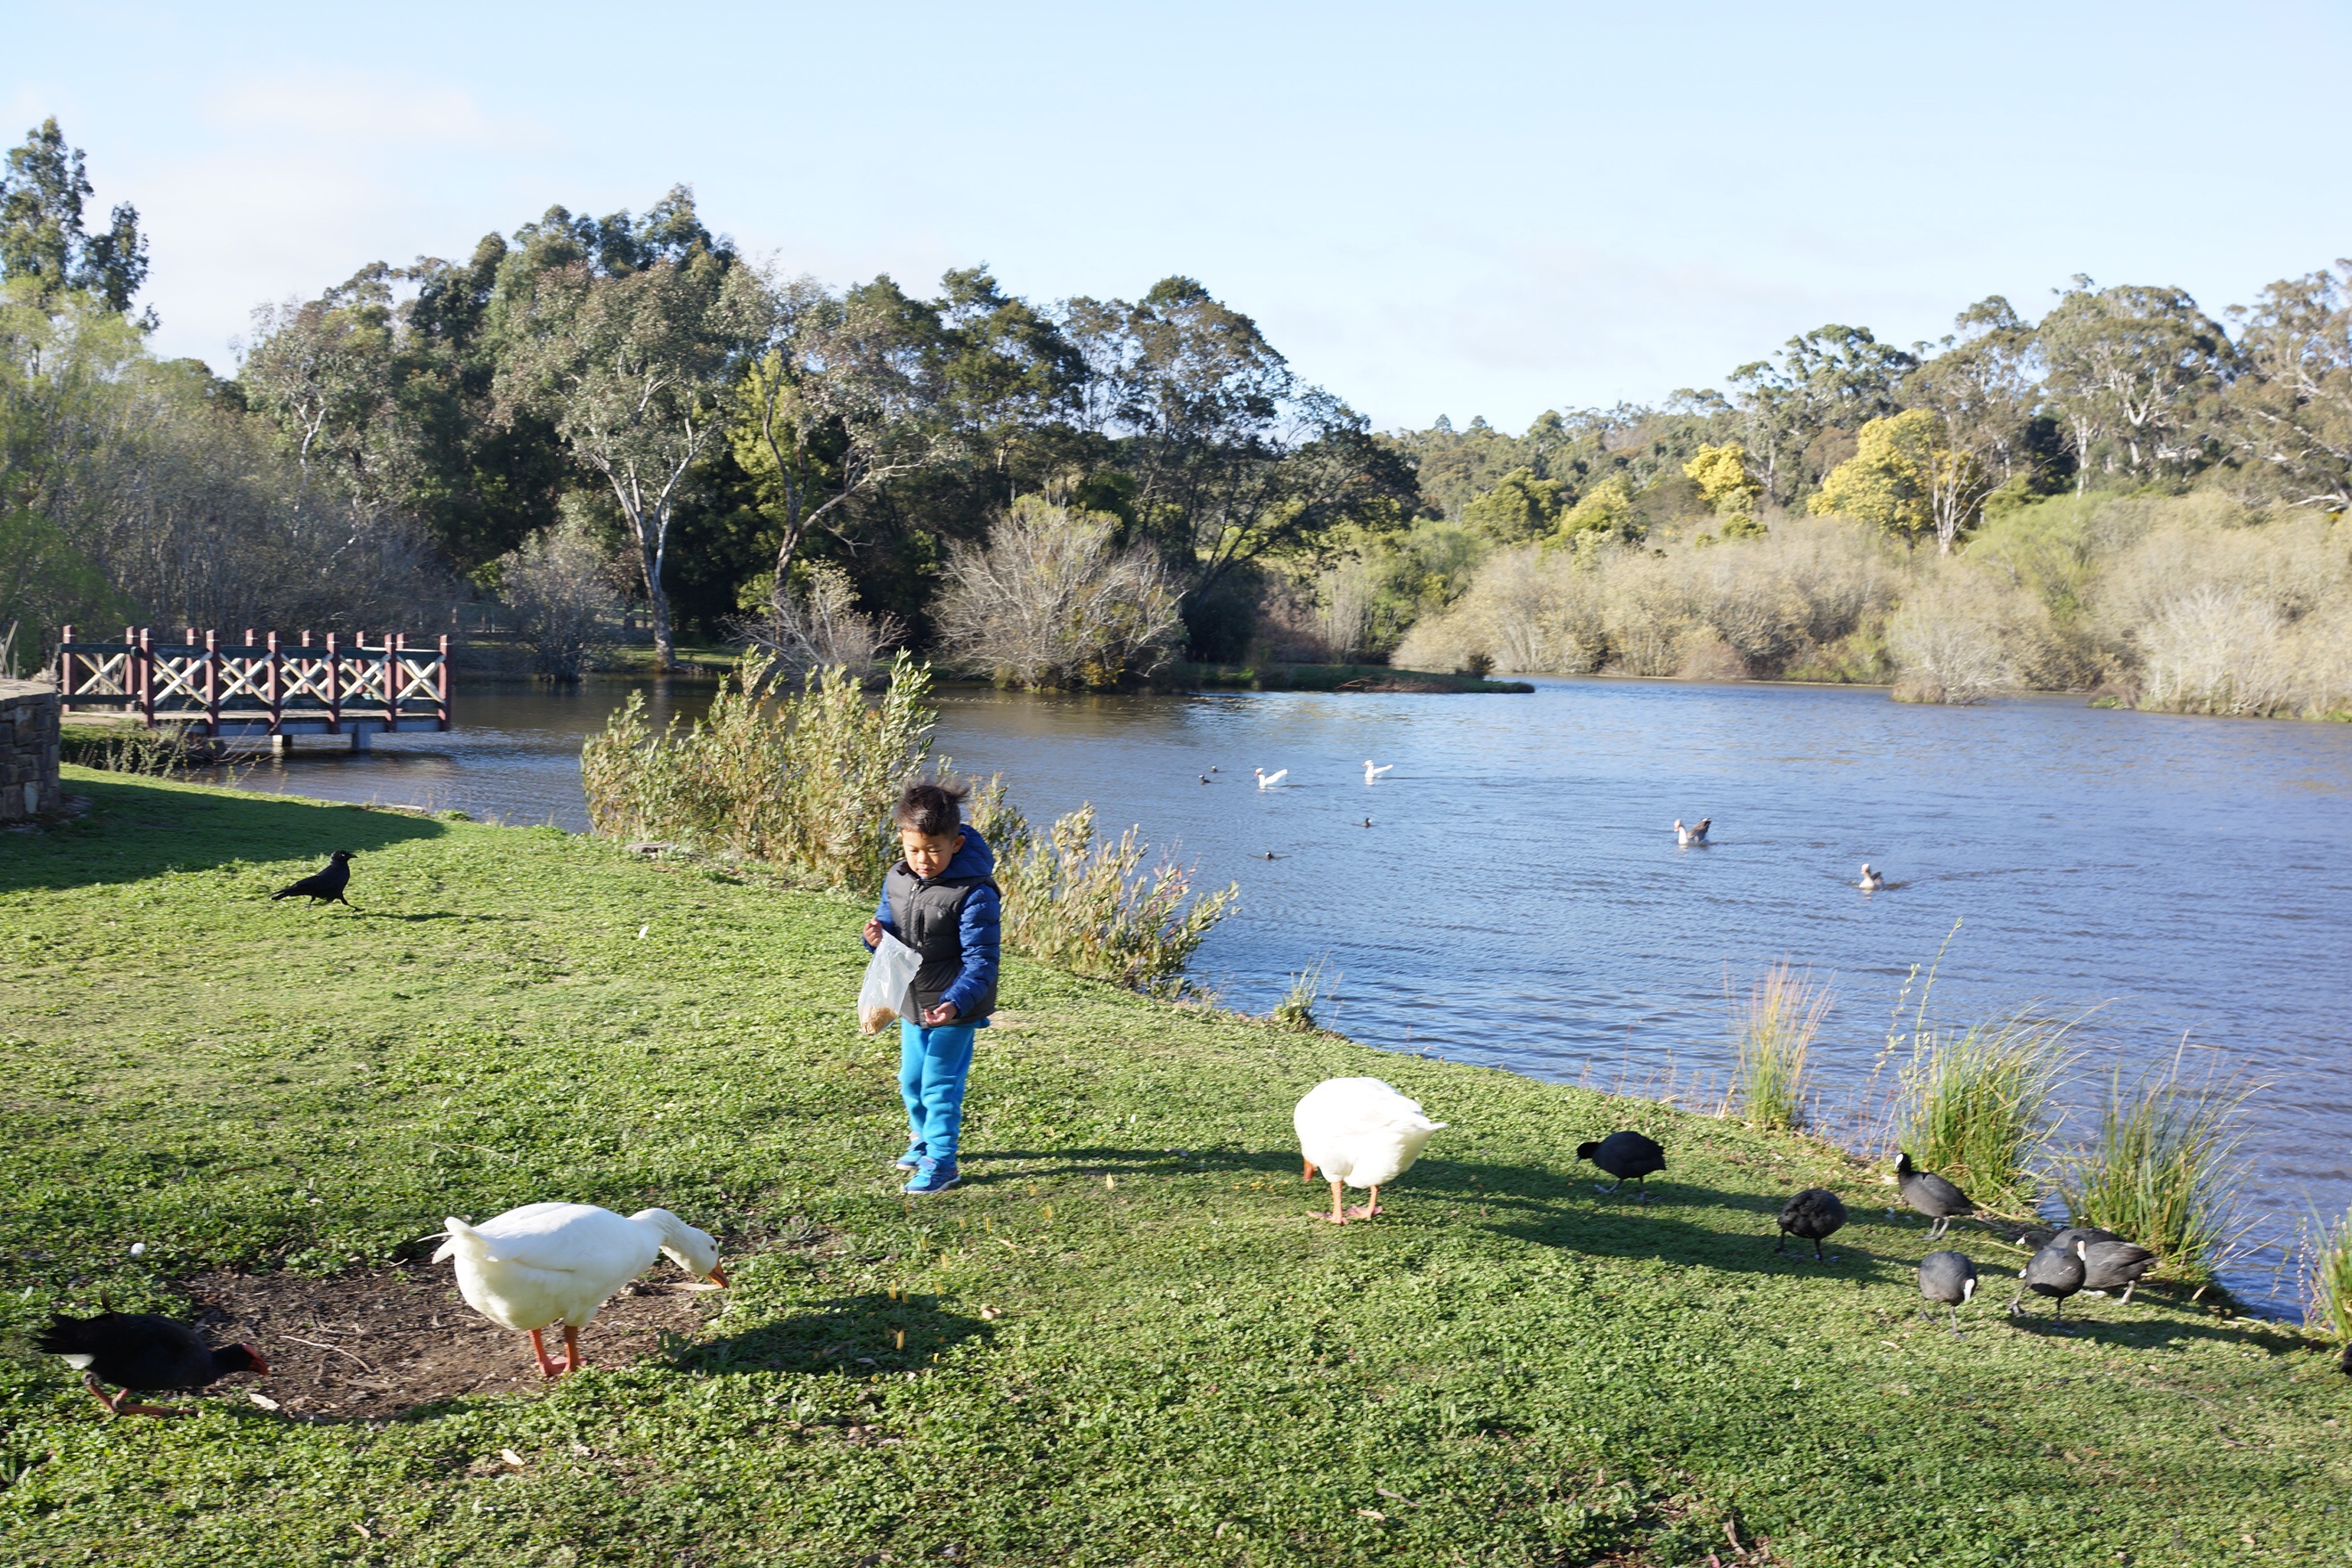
[4,116,2346,688]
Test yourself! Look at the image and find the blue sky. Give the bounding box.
[11,1,2349,429]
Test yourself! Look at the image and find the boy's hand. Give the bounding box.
[862,919,885,947]
[920,1002,960,1026]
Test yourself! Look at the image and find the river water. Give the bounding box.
[206,675,2352,1313]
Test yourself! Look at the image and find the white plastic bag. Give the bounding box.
[858,932,921,1034]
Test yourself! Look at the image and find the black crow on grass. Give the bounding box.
[272,850,355,906]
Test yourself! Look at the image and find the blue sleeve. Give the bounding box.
[867,886,894,951]
[940,884,1000,1019]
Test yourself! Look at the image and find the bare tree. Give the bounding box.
[935,496,1181,688]
[737,561,903,680]
[498,517,619,681]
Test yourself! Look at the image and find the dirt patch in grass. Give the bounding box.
[180,1266,719,1419]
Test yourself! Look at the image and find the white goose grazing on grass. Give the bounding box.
[1254,767,1288,789]
[436,1203,729,1378]
[1294,1077,1446,1224]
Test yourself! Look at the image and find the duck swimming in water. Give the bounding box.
[1674,818,1711,846]
[1858,862,1887,891]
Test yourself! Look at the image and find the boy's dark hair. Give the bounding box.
[893,778,969,837]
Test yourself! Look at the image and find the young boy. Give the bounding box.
[863,780,1000,1195]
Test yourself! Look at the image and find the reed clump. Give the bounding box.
[2055,1046,2260,1283]
[1269,955,1334,1032]
[967,776,1237,997]
[580,650,933,890]
[2303,1205,2352,1348]
[1730,963,1832,1130]
[1891,1009,2077,1206]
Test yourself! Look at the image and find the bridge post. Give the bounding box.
[138,628,154,728]
[58,625,74,703]
[324,633,340,734]
[385,634,400,733]
[437,633,452,730]
[203,630,221,738]
[265,632,282,733]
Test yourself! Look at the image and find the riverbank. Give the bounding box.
[1,772,2343,1566]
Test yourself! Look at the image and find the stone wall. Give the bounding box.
[0,678,62,821]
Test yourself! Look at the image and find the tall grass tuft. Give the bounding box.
[581,650,935,889]
[2304,1205,2352,1346]
[1891,1009,2078,1207]
[1731,963,1833,1130]
[2055,1043,2261,1283]
[968,776,1237,996]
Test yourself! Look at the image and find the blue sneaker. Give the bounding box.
[894,1145,927,1170]
[902,1156,961,1195]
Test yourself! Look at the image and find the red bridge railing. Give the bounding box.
[56,627,452,737]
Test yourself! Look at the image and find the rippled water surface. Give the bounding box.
[209,675,2352,1311]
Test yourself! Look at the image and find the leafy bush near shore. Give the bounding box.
[968,775,1237,996]
[580,651,933,889]
[582,654,1237,986]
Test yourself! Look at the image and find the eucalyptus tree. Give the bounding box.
[1900,297,2039,551]
[494,234,768,669]
[0,118,148,318]
[2221,264,2352,512]
[1066,277,1414,637]
[2038,277,2234,489]
[1727,324,1916,505]
[240,265,400,518]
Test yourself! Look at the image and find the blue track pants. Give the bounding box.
[898,1020,977,1164]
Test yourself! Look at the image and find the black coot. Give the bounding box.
[1894,1152,1978,1239]
[2077,1237,2158,1304]
[35,1311,269,1417]
[2011,1237,2087,1323]
[1917,1250,1978,1335]
[1776,1188,1847,1260]
[1577,1131,1666,1196]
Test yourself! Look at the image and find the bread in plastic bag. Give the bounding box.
[858,931,921,1034]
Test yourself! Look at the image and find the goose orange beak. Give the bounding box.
[706,1263,730,1288]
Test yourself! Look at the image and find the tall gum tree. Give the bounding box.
[2223,264,2352,512]
[495,247,765,669]
[2038,278,2235,489]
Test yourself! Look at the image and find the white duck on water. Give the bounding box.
[435,1203,728,1377]
[1857,862,1887,891]
[1255,767,1288,789]
[1364,760,1392,783]
[1294,1077,1446,1224]
[1674,817,1711,846]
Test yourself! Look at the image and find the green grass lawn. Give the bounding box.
[0,770,2344,1566]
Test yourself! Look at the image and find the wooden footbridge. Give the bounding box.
[56,626,452,749]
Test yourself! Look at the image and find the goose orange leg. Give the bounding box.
[1345,1184,1384,1221]
[1325,1179,1348,1224]
[1302,1154,1314,1181]
[561,1325,586,1375]
[527,1328,565,1379]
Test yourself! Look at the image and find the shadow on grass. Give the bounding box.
[969,1145,1916,1282]
[9,772,445,891]
[671,1292,992,1381]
